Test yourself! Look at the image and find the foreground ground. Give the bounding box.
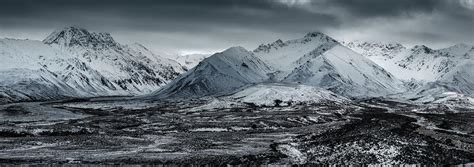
[0,97,472,165]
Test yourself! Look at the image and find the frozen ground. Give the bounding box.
[0,97,472,165]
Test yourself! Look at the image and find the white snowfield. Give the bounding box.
[0,26,185,104]
[229,83,349,106]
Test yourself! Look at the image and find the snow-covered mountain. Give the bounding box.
[3,27,471,106]
[151,32,406,99]
[344,41,473,82]
[43,26,186,93]
[0,26,185,104]
[345,41,474,107]
[150,47,272,98]
[173,53,211,69]
[254,32,405,97]
[406,61,474,102]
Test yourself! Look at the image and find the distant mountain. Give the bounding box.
[150,47,272,98]
[254,32,405,97]
[152,32,406,99]
[173,53,212,69]
[408,61,474,99]
[345,41,474,107]
[344,41,473,82]
[3,27,472,107]
[0,26,185,104]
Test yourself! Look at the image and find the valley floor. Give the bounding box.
[0,98,472,165]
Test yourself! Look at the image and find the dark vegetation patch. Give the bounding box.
[0,129,32,137]
[1,105,30,116]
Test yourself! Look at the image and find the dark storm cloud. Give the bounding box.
[325,0,440,17]
[0,0,473,53]
[0,0,338,32]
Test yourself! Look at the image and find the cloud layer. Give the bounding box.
[0,0,472,54]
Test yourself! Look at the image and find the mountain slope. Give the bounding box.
[0,39,92,103]
[400,62,474,110]
[410,61,474,99]
[150,47,272,98]
[254,32,405,97]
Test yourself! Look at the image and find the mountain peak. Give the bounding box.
[207,46,253,62]
[411,45,433,54]
[55,26,88,33]
[43,26,118,48]
[253,39,288,53]
[43,26,91,45]
[304,31,327,38]
[222,46,250,54]
[412,45,429,49]
[303,31,338,44]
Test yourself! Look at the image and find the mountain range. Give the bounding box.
[1,26,473,108]
[0,26,185,104]
[344,41,474,104]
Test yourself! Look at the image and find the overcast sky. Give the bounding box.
[0,0,473,55]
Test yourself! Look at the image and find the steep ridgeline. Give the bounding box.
[150,47,272,98]
[254,32,405,97]
[342,41,406,59]
[0,26,185,104]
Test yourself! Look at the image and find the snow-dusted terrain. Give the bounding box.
[0,26,186,104]
[228,83,349,106]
